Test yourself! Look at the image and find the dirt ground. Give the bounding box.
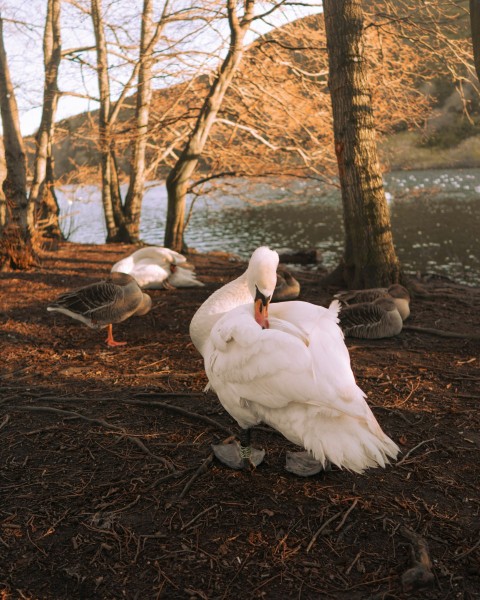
[0,242,479,600]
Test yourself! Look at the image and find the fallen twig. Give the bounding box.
[178,453,215,500]
[403,325,480,340]
[180,504,218,531]
[307,498,359,553]
[396,438,435,467]
[454,538,480,561]
[7,405,173,470]
[119,398,234,437]
[146,468,197,491]
[345,550,362,575]
[306,510,343,552]
[399,526,435,592]
[334,498,359,532]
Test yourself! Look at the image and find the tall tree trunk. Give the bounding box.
[0,15,35,267]
[471,0,480,82]
[120,0,158,243]
[164,0,255,252]
[91,0,125,241]
[29,0,64,240]
[323,0,400,288]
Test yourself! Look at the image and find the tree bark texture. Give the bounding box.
[0,16,36,267]
[471,0,480,82]
[164,0,255,252]
[29,0,64,240]
[120,0,156,243]
[91,0,125,242]
[323,0,400,288]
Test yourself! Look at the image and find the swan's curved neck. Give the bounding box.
[190,272,252,354]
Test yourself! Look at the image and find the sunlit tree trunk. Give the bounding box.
[120,0,168,243]
[471,0,480,82]
[91,0,125,241]
[0,188,6,230]
[164,0,255,252]
[0,15,35,267]
[29,0,64,240]
[323,0,401,288]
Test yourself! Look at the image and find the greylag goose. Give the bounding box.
[335,284,410,321]
[190,247,399,476]
[111,246,204,289]
[47,272,152,347]
[272,269,300,302]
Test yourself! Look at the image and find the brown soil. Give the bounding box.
[1,242,479,600]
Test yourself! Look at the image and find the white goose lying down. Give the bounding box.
[111,246,205,289]
[47,272,152,347]
[190,247,399,476]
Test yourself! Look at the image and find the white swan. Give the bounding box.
[190,247,399,476]
[111,246,204,289]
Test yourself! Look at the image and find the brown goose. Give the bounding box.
[47,272,152,347]
[272,268,301,302]
[335,283,410,321]
[338,297,404,339]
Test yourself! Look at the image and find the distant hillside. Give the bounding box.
[9,7,480,184]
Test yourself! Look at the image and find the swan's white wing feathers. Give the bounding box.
[129,247,187,266]
[206,301,368,420]
[130,263,170,288]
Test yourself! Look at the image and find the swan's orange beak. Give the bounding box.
[254,288,270,329]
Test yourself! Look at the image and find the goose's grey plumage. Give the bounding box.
[272,269,300,302]
[335,283,410,321]
[338,297,404,339]
[47,272,152,346]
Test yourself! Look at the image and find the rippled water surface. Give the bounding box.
[57,168,480,286]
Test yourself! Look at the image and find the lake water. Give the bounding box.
[56,168,480,286]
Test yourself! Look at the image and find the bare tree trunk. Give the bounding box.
[0,188,6,231]
[120,0,160,243]
[0,15,35,267]
[91,0,125,241]
[323,0,401,288]
[471,0,480,82]
[164,0,255,252]
[29,0,64,240]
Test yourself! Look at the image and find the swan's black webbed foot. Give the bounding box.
[285,451,330,477]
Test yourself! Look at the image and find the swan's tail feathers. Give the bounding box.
[328,299,341,315]
[302,413,399,474]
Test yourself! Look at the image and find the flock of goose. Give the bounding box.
[47,245,410,475]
